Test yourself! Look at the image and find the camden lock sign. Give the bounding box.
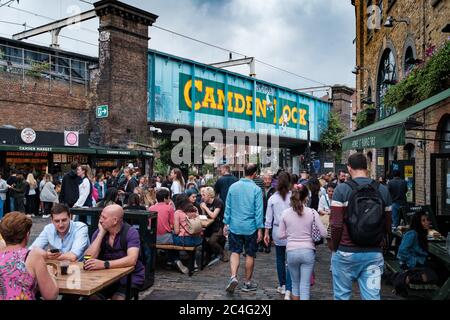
[179,73,309,129]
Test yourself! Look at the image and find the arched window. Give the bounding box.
[404,46,415,75]
[377,49,397,119]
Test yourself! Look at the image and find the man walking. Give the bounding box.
[214,165,238,204]
[387,170,408,228]
[59,162,81,208]
[330,153,392,300]
[223,163,264,293]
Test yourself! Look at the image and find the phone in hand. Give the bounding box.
[49,248,60,253]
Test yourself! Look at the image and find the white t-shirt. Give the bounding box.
[170,180,183,195]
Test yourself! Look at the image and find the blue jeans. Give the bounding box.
[0,198,4,219]
[173,235,203,247]
[9,197,15,212]
[286,248,315,300]
[391,202,402,228]
[331,250,384,300]
[275,245,292,291]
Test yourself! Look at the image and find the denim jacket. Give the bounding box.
[397,230,428,268]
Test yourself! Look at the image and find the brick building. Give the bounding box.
[0,0,157,176]
[344,0,450,216]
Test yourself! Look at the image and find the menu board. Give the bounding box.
[53,154,88,164]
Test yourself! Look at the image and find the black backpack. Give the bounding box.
[345,180,386,247]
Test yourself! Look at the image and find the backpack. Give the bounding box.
[344,180,386,247]
[114,223,151,290]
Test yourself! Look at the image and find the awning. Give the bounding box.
[342,88,450,151]
[0,145,154,157]
[0,145,97,154]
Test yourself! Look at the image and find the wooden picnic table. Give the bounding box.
[428,242,450,300]
[48,261,134,299]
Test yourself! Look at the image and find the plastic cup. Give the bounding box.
[60,260,70,275]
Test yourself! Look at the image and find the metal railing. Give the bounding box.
[0,43,91,95]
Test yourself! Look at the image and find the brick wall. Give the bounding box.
[353,0,449,114]
[410,98,449,206]
[0,71,90,132]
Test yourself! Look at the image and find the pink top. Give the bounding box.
[150,202,175,236]
[174,210,190,237]
[0,248,37,300]
[279,207,328,252]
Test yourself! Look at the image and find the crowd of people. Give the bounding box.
[0,152,446,300]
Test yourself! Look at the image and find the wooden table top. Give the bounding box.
[47,261,134,296]
[428,242,450,267]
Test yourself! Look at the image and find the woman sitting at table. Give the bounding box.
[96,187,121,208]
[393,211,438,294]
[173,202,203,247]
[0,212,58,300]
[125,193,147,211]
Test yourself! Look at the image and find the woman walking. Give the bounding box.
[279,184,327,300]
[264,172,293,300]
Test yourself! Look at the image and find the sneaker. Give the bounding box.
[264,246,271,253]
[276,285,286,295]
[42,214,50,219]
[175,260,189,274]
[241,280,258,292]
[207,257,220,268]
[225,276,238,293]
[194,261,199,272]
[284,290,291,300]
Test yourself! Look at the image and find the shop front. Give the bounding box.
[0,128,154,178]
[342,88,450,213]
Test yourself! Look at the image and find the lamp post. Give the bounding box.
[306,119,311,173]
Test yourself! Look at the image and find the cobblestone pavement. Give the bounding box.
[29,216,402,300]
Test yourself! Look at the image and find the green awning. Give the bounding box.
[0,145,96,154]
[342,88,450,151]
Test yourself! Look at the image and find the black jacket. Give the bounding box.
[59,170,81,207]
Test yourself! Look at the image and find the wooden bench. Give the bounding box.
[384,258,439,297]
[155,244,202,276]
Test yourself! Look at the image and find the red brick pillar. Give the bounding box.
[91,0,158,147]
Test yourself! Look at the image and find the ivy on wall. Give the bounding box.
[383,41,450,111]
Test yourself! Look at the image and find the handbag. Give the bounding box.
[184,215,203,235]
[311,210,324,245]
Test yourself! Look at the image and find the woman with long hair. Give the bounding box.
[397,211,430,269]
[25,173,39,217]
[306,178,321,211]
[394,211,439,295]
[264,172,293,299]
[170,168,185,197]
[39,174,57,218]
[278,184,327,300]
[73,165,93,208]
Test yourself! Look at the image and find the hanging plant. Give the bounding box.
[384,41,450,110]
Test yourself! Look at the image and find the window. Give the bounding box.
[404,143,415,160]
[377,48,397,119]
[404,46,415,76]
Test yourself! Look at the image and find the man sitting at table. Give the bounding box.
[84,204,145,300]
[30,203,90,262]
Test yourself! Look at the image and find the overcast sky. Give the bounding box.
[0,0,356,92]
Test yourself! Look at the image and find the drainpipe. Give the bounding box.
[423,109,426,205]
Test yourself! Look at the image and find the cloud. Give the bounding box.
[0,0,356,90]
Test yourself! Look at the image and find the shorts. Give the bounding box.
[228,231,258,258]
[95,282,140,300]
